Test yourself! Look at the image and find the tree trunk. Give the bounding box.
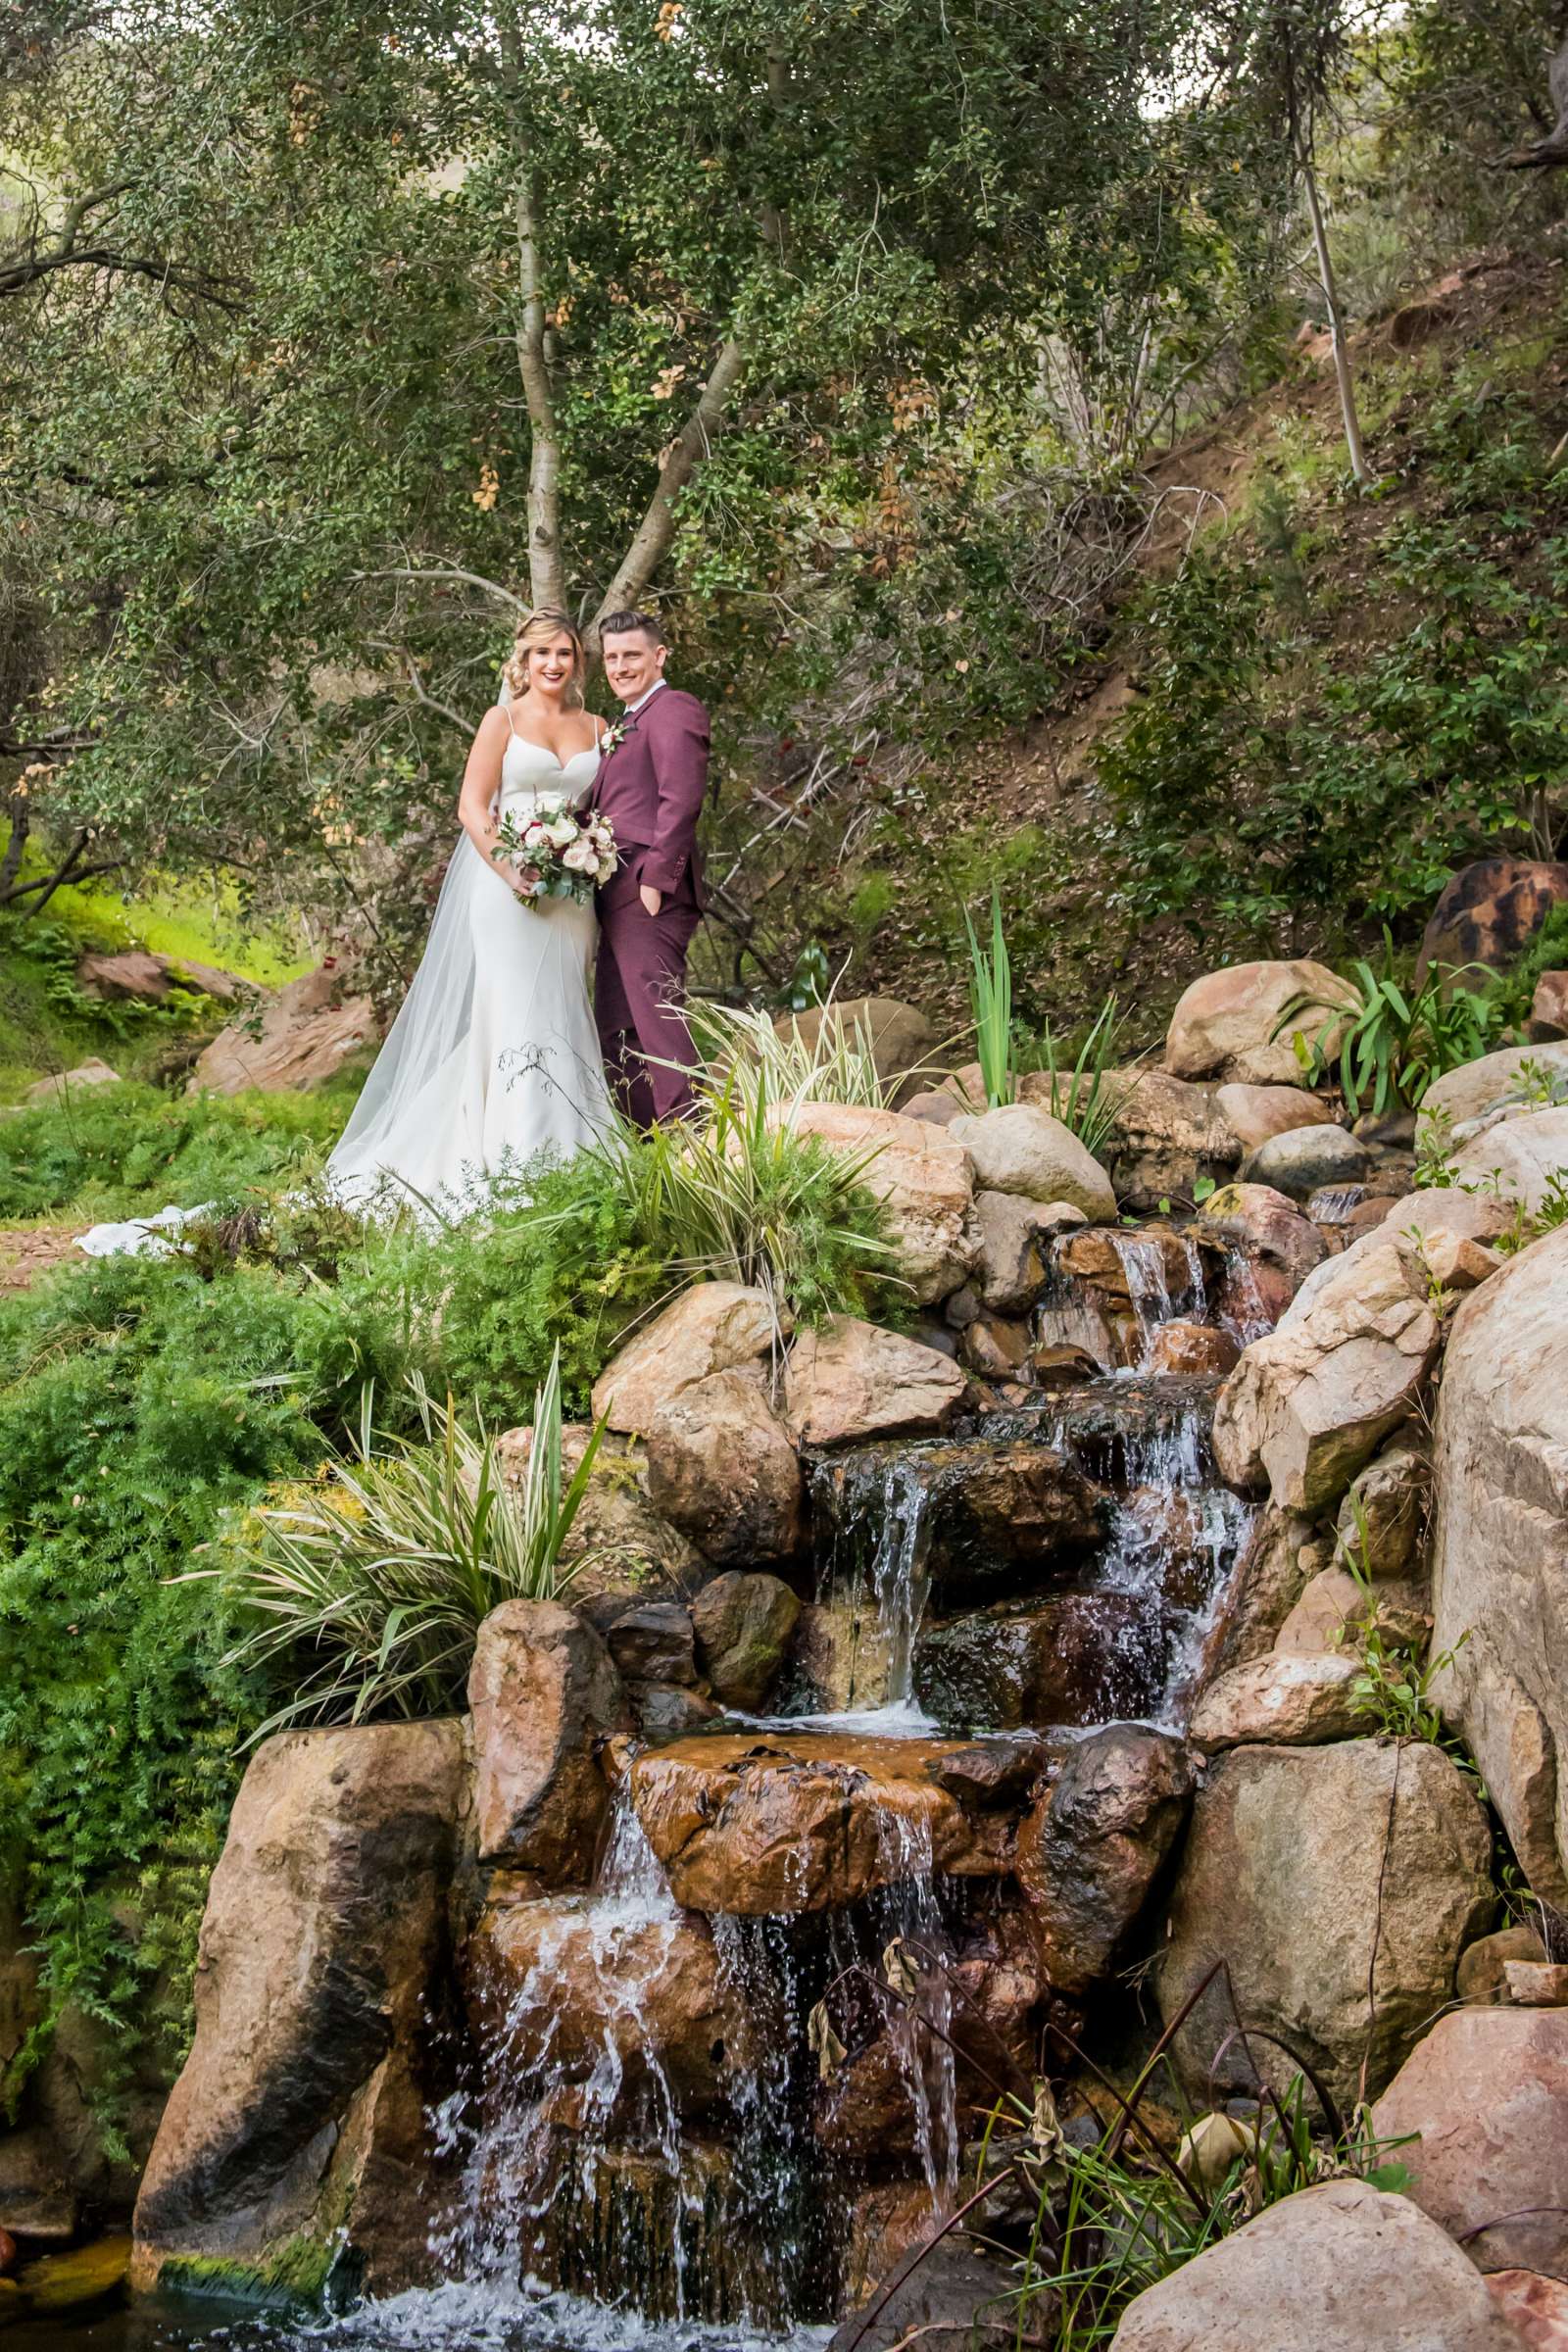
[1299,153,1370,487]
[591,337,745,641]
[512,160,564,612]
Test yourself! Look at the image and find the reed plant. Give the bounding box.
[1028,994,1135,1158]
[963,887,1015,1108]
[689,996,896,1111]
[198,1351,599,1737]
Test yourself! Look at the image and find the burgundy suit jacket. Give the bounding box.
[593,684,710,905]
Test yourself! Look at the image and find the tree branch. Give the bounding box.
[591,336,746,639]
[498,13,563,612]
[352,564,526,611]
[0,178,245,306]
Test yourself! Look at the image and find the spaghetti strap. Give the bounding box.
[501,696,519,739]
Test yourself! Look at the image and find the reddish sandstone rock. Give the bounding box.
[646,1370,803,1565]
[467,1600,627,1881]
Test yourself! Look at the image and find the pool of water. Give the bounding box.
[6,2282,828,2352]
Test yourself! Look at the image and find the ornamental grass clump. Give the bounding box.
[200,1349,599,1738]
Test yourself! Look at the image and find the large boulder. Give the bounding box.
[23,1058,121,1106]
[1154,1739,1494,2107]
[629,1732,1011,1915]
[189,964,374,1096]
[1095,1069,1241,1212]
[1164,960,1357,1088]
[1240,1124,1374,1201]
[1415,857,1568,989]
[1421,1042,1568,1133]
[781,1102,977,1303]
[1379,1188,1515,1248]
[1211,1234,1441,1512]
[1200,1182,1328,1290]
[774,996,935,1104]
[497,1424,706,1609]
[1188,1651,1363,1751]
[467,1600,626,1881]
[1431,1224,1568,1905]
[784,1317,966,1446]
[645,1371,803,1566]
[972,1193,1085,1314]
[1215,1083,1334,1152]
[1015,1726,1193,1998]
[1450,1105,1568,1216]
[1108,2178,1524,2351]
[1372,2008,1568,2277]
[131,1721,464,2298]
[591,1283,779,1434]
[949,1104,1115,1222]
[691,1571,803,1710]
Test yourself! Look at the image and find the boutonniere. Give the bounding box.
[600,715,634,758]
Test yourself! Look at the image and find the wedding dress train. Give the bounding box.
[77,731,612,1256]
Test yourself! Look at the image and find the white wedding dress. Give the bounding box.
[77,727,613,1255]
[323,729,613,1211]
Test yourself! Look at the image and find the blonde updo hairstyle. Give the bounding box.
[504,606,587,705]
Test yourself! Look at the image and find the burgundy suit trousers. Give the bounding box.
[594,866,701,1126]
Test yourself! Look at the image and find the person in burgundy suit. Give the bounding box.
[592,610,709,1126]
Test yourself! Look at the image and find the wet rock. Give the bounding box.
[829,2231,1044,2352]
[960,1312,1032,1381]
[629,1732,1012,1915]
[1304,1179,1376,1229]
[190,964,374,1096]
[591,1282,780,1435]
[1031,1342,1102,1386]
[1188,1650,1362,1750]
[1096,1068,1241,1211]
[1209,1505,1326,1669]
[1016,1725,1194,1998]
[1372,2008,1568,2276]
[1216,1083,1335,1152]
[0,2130,76,2242]
[1422,1041,1568,1132]
[1451,1106,1568,1216]
[469,1599,627,1878]
[498,1425,707,1611]
[783,1103,978,1303]
[691,1570,803,1710]
[645,1370,803,1566]
[914,1594,1172,1732]
[466,1894,756,2118]
[787,1597,892,1715]
[628,1683,719,1740]
[1147,1320,1239,1376]
[784,1317,965,1446]
[605,1601,697,1687]
[1108,2178,1523,2351]
[1155,1738,1494,2107]
[1211,1235,1441,1513]
[841,2182,939,2312]
[1488,2271,1568,2350]
[1530,971,1568,1042]
[949,1104,1115,1222]
[1241,1123,1373,1201]
[22,1058,120,1106]
[774,996,935,1103]
[928,1733,1052,1806]
[1164,959,1357,1088]
[1431,1224,1568,1905]
[1199,1182,1327,1289]
[1457,1924,1548,2006]
[1335,1438,1429,1581]
[1416,857,1568,990]
[973,1192,1086,1313]
[131,1721,464,2297]
[16,2236,131,2311]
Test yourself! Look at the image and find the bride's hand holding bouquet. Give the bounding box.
[492,793,618,908]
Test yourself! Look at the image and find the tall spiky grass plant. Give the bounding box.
[963,887,1014,1108]
[195,1352,599,1738]
[689,996,896,1111]
[1030,995,1136,1158]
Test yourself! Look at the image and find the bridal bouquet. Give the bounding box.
[492,793,619,908]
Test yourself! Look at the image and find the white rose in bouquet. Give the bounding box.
[562,838,597,874]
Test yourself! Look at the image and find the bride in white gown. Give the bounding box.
[325,606,613,1209]
[78,609,613,1255]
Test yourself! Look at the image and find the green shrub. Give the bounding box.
[0,1081,352,1220]
[1279,941,1506,1118]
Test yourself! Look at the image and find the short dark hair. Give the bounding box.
[599,608,667,649]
